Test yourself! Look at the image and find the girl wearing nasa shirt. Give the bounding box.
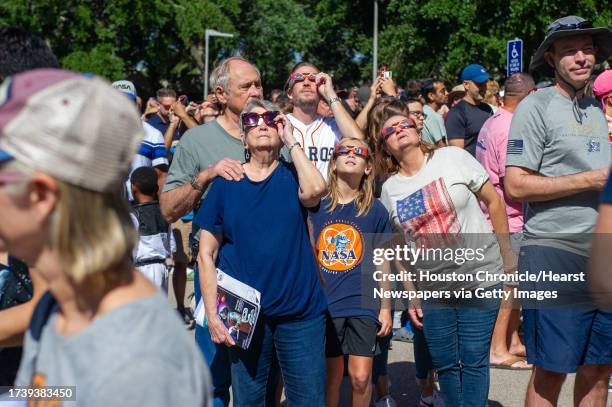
[308,137,392,407]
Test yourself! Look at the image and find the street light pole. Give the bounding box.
[372,0,378,82]
[204,29,234,99]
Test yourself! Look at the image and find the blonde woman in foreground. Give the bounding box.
[0,69,210,406]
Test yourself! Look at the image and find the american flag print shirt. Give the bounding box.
[396,178,461,248]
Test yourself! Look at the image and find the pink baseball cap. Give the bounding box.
[0,69,144,192]
[593,70,612,109]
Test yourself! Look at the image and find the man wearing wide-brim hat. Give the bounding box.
[505,16,612,407]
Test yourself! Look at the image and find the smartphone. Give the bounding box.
[383,71,393,79]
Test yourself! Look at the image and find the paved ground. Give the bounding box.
[171,276,603,407]
[379,340,578,407]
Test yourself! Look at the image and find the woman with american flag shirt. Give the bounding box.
[373,98,516,407]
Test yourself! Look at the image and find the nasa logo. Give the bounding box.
[587,139,601,153]
[316,223,363,272]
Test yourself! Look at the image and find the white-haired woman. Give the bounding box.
[0,69,209,406]
[196,99,327,406]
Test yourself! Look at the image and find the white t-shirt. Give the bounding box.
[380,147,501,290]
[126,122,169,201]
[287,114,341,180]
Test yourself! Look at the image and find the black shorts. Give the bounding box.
[326,315,379,357]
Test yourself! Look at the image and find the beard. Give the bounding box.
[472,89,484,102]
[292,91,319,109]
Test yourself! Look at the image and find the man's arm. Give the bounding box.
[172,101,199,129]
[505,166,609,202]
[445,105,466,149]
[154,167,167,195]
[163,121,178,151]
[330,99,364,140]
[317,73,364,141]
[160,159,243,223]
[0,267,46,347]
[160,167,213,223]
[448,139,464,149]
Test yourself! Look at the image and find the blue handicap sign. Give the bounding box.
[507,38,523,77]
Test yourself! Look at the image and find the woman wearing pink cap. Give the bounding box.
[0,69,210,406]
[593,70,612,143]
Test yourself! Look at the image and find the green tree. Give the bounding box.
[233,0,318,93]
[1,0,610,96]
[377,0,612,85]
[0,0,239,98]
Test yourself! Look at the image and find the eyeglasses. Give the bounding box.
[241,111,280,129]
[409,111,427,119]
[380,119,417,141]
[289,72,317,83]
[334,144,369,158]
[553,20,593,32]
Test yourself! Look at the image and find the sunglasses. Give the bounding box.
[290,72,317,83]
[241,111,280,128]
[334,144,369,158]
[552,20,593,32]
[380,119,417,141]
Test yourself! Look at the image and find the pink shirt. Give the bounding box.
[475,108,524,232]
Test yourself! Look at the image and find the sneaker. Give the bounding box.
[375,395,397,407]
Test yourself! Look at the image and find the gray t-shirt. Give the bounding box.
[163,119,244,194]
[16,293,211,406]
[506,87,611,256]
[422,105,447,145]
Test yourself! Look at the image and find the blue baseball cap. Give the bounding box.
[0,149,13,162]
[460,64,490,84]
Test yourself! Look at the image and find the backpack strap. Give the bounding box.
[29,291,58,341]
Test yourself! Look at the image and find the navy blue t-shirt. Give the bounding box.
[603,173,612,204]
[147,114,183,140]
[445,99,493,157]
[308,197,391,322]
[194,161,327,320]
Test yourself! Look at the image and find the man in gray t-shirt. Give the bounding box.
[505,16,612,407]
[506,86,609,255]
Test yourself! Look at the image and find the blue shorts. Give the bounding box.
[520,245,612,373]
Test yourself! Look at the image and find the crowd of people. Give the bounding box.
[0,13,611,407]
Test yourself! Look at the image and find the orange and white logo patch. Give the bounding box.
[316,223,363,272]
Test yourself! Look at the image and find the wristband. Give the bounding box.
[288,141,302,153]
[190,175,204,192]
[328,96,342,105]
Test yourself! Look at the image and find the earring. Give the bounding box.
[244,149,250,161]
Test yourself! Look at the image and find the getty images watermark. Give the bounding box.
[358,234,592,308]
